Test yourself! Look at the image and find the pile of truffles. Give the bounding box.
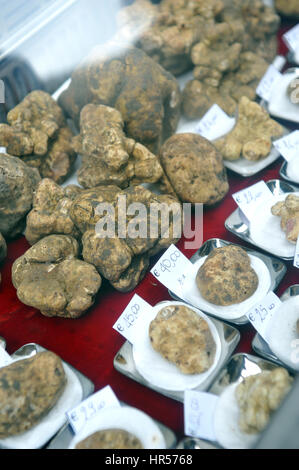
[117,0,224,76]
[13,179,182,317]
[59,43,181,153]
[236,368,293,434]
[214,97,284,161]
[0,351,66,438]
[0,91,76,184]
[72,103,174,195]
[180,0,280,119]
[196,245,259,306]
[149,304,216,374]
[271,194,299,243]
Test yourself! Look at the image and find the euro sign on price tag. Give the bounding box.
[196,104,235,141]
[67,385,120,434]
[294,236,299,269]
[246,291,282,341]
[233,181,274,223]
[283,24,299,54]
[184,390,218,442]
[151,244,193,299]
[273,130,299,162]
[113,294,152,344]
[256,64,282,102]
[0,346,13,368]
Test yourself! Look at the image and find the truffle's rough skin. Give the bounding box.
[73,104,169,192]
[236,368,293,434]
[183,52,269,120]
[191,22,243,86]
[117,0,223,76]
[221,0,280,63]
[25,179,83,245]
[110,254,150,293]
[0,91,76,184]
[22,127,76,184]
[59,44,181,153]
[275,0,299,16]
[149,304,216,374]
[271,194,299,243]
[82,232,133,283]
[214,97,284,161]
[196,245,259,306]
[71,184,182,291]
[0,351,67,438]
[12,235,102,318]
[160,133,229,205]
[0,91,65,156]
[75,429,143,450]
[0,232,7,287]
[0,153,41,238]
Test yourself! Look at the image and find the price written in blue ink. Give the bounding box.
[246,291,282,341]
[113,294,152,344]
[67,385,120,434]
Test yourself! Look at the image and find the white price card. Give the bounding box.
[294,236,299,269]
[150,244,193,299]
[246,291,282,341]
[273,130,299,162]
[283,24,299,53]
[67,385,120,434]
[0,346,12,368]
[256,65,282,102]
[184,390,218,442]
[233,181,274,222]
[113,294,152,344]
[195,104,235,141]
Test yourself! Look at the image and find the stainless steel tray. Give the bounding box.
[169,238,286,325]
[176,353,283,450]
[114,302,240,404]
[47,400,177,450]
[280,160,299,186]
[4,343,94,449]
[252,285,299,371]
[225,179,298,260]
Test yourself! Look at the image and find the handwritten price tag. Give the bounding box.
[283,24,299,54]
[246,291,282,341]
[196,104,235,141]
[67,385,120,434]
[151,244,193,299]
[0,346,13,368]
[184,390,218,442]
[256,65,282,102]
[273,131,299,162]
[113,294,152,344]
[294,236,299,269]
[233,181,274,222]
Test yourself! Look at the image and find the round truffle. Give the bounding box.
[196,245,259,306]
[160,133,229,205]
[149,304,216,374]
[75,429,143,450]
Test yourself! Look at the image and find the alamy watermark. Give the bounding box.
[94,194,203,250]
[289,78,299,104]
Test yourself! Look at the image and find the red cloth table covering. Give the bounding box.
[0,22,298,442]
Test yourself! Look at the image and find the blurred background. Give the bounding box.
[0,0,155,120]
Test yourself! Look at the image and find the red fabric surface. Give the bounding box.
[0,23,298,442]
